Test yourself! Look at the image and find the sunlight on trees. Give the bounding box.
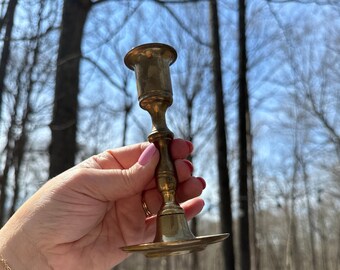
[0,0,339,269]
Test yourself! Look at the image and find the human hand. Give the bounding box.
[0,139,206,270]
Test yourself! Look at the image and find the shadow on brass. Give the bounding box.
[122,43,229,257]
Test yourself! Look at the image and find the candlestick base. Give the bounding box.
[122,233,229,257]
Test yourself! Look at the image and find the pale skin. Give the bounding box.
[0,139,205,270]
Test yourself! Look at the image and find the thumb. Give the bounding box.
[75,144,159,201]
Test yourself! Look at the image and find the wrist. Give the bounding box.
[0,218,50,270]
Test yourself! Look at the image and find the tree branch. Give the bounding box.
[0,26,60,42]
[82,55,123,92]
[154,0,211,47]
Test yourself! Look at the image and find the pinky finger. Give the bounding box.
[182,197,205,220]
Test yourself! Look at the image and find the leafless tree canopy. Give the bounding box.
[0,0,339,269]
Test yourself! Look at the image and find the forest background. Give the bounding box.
[0,0,339,270]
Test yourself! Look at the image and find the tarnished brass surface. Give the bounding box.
[122,43,228,257]
[122,233,229,257]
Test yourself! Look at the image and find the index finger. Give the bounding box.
[77,138,193,170]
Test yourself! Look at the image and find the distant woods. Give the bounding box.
[0,1,339,270]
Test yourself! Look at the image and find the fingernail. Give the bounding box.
[197,177,206,189]
[183,160,194,174]
[186,141,194,153]
[138,144,157,166]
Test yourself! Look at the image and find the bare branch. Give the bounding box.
[84,2,141,54]
[82,55,123,92]
[0,26,60,42]
[305,90,340,152]
[154,0,211,47]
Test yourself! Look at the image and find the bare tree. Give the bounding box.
[210,1,235,270]
[237,0,251,269]
[0,0,17,123]
[0,68,23,225]
[49,0,94,177]
[0,0,54,225]
[300,157,317,270]
[262,4,339,268]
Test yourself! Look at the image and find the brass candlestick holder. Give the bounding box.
[122,43,229,257]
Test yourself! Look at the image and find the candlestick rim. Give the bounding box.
[121,233,229,257]
[124,43,177,70]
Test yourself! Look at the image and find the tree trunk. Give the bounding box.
[336,226,340,270]
[186,86,199,270]
[190,214,199,270]
[285,145,302,270]
[9,131,26,216]
[209,1,235,270]
[49,0,91,177]
[301,158,317,270]
[0,79,21,225]
[317,198,329,270]
[122,106,129,146]
[247,139,259,270]
[0,0,17,122]
[237,0,251,269]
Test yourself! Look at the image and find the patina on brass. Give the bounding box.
[122,43,229,257]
